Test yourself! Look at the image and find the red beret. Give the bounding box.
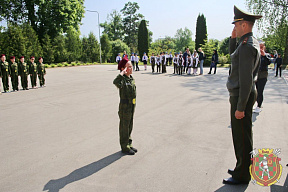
[38,57,43,61]
[10,56,15,59]
[0,54,5,58]
[19,56,24,59]
[118,57,129,70]
[30,56,35,59]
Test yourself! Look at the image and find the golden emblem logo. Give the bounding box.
[250,148,282,186]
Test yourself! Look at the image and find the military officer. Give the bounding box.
[37,57,46,87]
[113,57,137,155]
[18,56,29,90]
[0,54,10,92]
[9,56,19,91]
[223,6,262,185]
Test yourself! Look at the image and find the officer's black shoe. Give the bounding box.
[228,169,234,175]
[130,147,138,153]
[223,177,249,185]
[121,149,135,155]
[208,72,211,74]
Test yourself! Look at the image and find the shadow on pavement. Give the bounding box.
[270,173,288,192]
[43,151,123,192]
[214,184,248,192]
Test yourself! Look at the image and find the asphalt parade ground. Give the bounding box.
[0,65,287,192]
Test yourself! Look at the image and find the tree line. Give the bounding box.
[0,1,287,66]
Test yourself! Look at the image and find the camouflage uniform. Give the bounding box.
[113,74,136,152]
[0,60,10,92]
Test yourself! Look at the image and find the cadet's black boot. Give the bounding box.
[122,149,135,155]
[130,147,138,153]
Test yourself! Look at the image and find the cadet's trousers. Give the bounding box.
[162,64,166,73]
[30,74,37,87]
[173,64,178,74]
[157,65,161,73]
[151,63,155,73]
[11,74,19,91]
[118,102,135,152]
[135,62,139,71]
[275,66,282,77]
[38,74,45,86]
[131,61,135,71]
[21,74,28,89]
[178,66,183,75]
[255,78,267,108]
[1,73,9,91]
[230,91,256,182]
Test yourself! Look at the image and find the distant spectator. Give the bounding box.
[208,50,218,74]
[198,48,205,75]
[275,54,283,77]
[273,50,278,70]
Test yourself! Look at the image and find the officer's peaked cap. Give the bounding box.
[232,5,262,24]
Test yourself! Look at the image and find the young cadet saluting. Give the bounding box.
[0,54,10,92]
[37,57,46,87]
[113,57,137,155]
[9,56,19,91]
[224,5,262,185]
[29,56,37,89]
[18,56,29,90]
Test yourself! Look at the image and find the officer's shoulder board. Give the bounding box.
[243,37,248,44]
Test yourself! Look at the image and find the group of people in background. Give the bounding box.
[0,54,46,93]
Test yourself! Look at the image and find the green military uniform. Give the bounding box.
[37,62,46,87]
[0,60,10,92]
[113,74,136,152]
[19,61,29,90]
[227,34,261,182]
[9,61,19,91]
[29,61,37,88]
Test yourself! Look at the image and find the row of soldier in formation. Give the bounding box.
[0,54,46,93]
[117,51,202,75]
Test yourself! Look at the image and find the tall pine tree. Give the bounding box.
[138,20,149,59]
[195,14,207,51]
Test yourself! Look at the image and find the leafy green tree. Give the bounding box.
[53,35,68,63]
[100,34,112,62]
[81,32,100,63]
[174,27,193,52]
[65,27,81,63]
[100,10,124,41]
[218,37,230,56]
[149,37,176,55]
[111,39,130,62]
[138,20,149,59]
[1,0,85,41]
[195,14,207,51]
[246,0,288,65]
[42,34,54,64]
[0,24,26,58]
[201,39,219,66]
[22,23,43,58]
[121,1,144,51]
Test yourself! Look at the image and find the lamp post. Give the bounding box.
[87,10,102,64]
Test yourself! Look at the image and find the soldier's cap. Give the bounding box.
[19,56,24,59]
[132,52,134,54]
[118,57,129,70]
[30,56,35,59]
[10,56,15,59]
[38,57,43,61]
[143,52,146,54]
[0,54,5,58]
[232,5,262,24]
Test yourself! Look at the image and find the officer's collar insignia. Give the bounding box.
[250,148,283,186]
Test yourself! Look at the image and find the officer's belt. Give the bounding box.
[120,99,135,104]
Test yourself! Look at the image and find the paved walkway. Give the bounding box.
[0,65,287,192]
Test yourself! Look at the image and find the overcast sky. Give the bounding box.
[80,0,263,42]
